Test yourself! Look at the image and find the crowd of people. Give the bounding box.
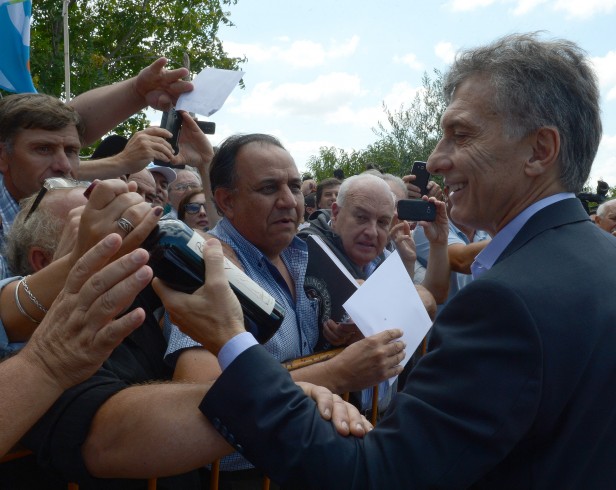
[1,32,616,490]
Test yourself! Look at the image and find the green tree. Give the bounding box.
[22,0,244,150]
[372,69,446,176]
[307,70,446,181]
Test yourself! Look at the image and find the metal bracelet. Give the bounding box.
[14,279,41,324]
[21,275,48,313]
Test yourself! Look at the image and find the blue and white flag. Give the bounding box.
[0,0,36,93]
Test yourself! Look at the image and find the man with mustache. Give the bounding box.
[165,133,405,488]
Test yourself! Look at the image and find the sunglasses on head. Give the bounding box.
[184,202,206,214]
[25,177,91,223]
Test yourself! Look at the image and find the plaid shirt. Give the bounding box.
[0,174,19,248]
[0,174,20,279]
[165,218,319,363]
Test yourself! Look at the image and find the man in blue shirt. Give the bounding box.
[164,133,405,487]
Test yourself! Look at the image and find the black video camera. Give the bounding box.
[577,180,610,214]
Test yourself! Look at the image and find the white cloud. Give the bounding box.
[325,105,384,127]
[277,40,328,67]
[286,139,334,172]
[434,41,457,64]
[223,36,359,68]
[383,81,422,110]
[553,0,616,19]
[393,53,423,70]
[444,0,615,17]
[223,41,274,62]
[589,133,616,187]
[510,0,548,15]
[446,0,496,12]
[233,72,366,118]
[591,51,616,101]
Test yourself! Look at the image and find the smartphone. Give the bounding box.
[196,121,216,134]
[411,161,431,196]
[397,199,436,222]
[159,108,182,155]
[154,111,216,168]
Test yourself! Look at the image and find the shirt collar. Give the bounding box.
[211,217,307,264]
[471,193,575,278]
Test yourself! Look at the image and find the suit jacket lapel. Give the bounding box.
[495,198,589,266]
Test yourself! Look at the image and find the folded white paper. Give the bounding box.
[343,251,433,380]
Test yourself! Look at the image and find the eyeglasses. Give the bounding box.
[172,182,201,192]
[184,202,207,214]
[25,177,91,223]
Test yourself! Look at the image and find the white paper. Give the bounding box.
[343,251,433,383]
[176,67,245,117]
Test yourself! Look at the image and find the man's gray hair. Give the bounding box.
[381,173,407,198]
[336,173,395,208]
[443,32,602,193]
[596,199,616,218]
[3,195,64,276]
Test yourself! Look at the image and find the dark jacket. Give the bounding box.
[201,198,616,489]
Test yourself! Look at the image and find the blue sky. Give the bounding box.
[161,0,616,189]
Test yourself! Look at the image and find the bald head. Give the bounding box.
[331,174,395,267]
[128,169,157,203]
[595,199,616,234]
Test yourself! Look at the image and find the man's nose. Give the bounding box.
[51,151,73,175]
[364,221,378,238]
[277,186,298,208]
[427,138,452,175]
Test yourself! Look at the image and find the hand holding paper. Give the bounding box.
[343,251,433,372]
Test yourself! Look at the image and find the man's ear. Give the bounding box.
[525,126,560,178]
[29,248,53,273]
[330,202,340,229]
[331,202,340,217]
[214,187,235,220]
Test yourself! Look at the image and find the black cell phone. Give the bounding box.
[159,108,182,155]
[154,111,216,168]
[196,121,216,134]
[411,161,431,196]
[397,199,436,222]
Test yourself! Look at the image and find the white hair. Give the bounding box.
[336,173,395,208]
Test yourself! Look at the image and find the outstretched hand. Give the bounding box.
[135,57,194,111]
[70,179,162,265]
[20,234,152,390]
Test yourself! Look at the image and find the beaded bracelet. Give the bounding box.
[14,279,41,324]
[21,275,48,313]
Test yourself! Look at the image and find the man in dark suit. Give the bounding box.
[155,33,616,489]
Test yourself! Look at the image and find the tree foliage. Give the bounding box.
[308,69,446,180]
[22,0,244,148]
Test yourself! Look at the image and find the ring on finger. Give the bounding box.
[117,217,135,234]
